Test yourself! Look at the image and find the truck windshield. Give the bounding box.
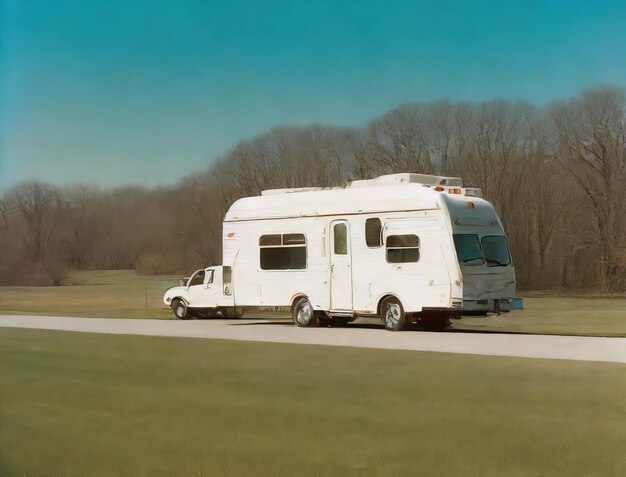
[481,235,511,266]
[453,234,484,265]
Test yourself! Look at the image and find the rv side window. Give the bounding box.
[206,270,214,284]
[386,235,419,263]
[259,235,281,246]
[259,234,307,270]
[333,223,348,255]
[365,218,382,247]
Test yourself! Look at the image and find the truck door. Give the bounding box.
[187,269,215,307]
[330,220,353,310]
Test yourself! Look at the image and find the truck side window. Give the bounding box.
[189,270,205,286]
[259,234,307,270]
[386,235,419,263]
[365,218,382,247]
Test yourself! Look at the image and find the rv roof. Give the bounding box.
[348,173,463,188]
[260,173,464,197]
[225,183,455,222]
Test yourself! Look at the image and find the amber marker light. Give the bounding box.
[466,202,475,209]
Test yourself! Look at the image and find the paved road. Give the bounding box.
[1,314,625,363]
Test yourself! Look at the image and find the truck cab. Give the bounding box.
[163,265,239,319]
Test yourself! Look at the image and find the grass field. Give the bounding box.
[0,327,624,477]
[0,270,625,336]
[0,270,175,319]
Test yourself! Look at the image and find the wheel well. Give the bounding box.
[171,297,188,306]
[290,294,307,311]
[377,294,401,316]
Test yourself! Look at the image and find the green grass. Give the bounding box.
[0,270,625,336]
[0,270,176,319]
[452,297,626,336]
[1,328,625,477]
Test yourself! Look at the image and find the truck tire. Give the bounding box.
[171,299,191,320]
[381,296,407,331]
[292,297,318,327]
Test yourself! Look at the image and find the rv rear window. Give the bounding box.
[259,234,307,270]
[386,234,419,263]
[365,218,382,247]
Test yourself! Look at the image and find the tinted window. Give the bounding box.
[259,235,281,246]
[386,234,419,263]
[260,247,306,270]
[453,234,484,265]
[333,223,347,255]
[223,266,232,284]
[365,218,382,247]
[481,236,511,266]
[259,234,307,270]
[283,233,305,245]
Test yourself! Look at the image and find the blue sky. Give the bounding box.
[1,0,626,190]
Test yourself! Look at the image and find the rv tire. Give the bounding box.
[292,297,318,328]
[171,299,190,320]
[381,296,407,331]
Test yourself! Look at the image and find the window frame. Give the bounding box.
[259,233,308,271]
[333,223,348,255]
[365,218,383,248]
[385,234,420,264]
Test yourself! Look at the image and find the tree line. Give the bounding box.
[1,86,625,291]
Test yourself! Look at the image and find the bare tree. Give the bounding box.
[551,87,626,290]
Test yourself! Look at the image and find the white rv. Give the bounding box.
[164,173,522,330]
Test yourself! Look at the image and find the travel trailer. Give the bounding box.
[163,173,522,330]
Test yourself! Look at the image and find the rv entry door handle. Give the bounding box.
[330,264,334,276]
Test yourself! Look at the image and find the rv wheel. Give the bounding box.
[171,299,190,320]
[382,297,406,331]
[292,297,318,327]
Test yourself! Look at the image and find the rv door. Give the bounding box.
[330,220,353,310]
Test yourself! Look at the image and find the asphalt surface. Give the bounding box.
[1,314,625,363]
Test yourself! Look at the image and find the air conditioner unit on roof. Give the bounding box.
[349,173,463,188]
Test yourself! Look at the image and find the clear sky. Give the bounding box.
[1,0,626,190]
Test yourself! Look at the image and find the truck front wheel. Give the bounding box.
[171,299,191,320]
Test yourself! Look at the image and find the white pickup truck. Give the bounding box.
[163,265,242,319]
